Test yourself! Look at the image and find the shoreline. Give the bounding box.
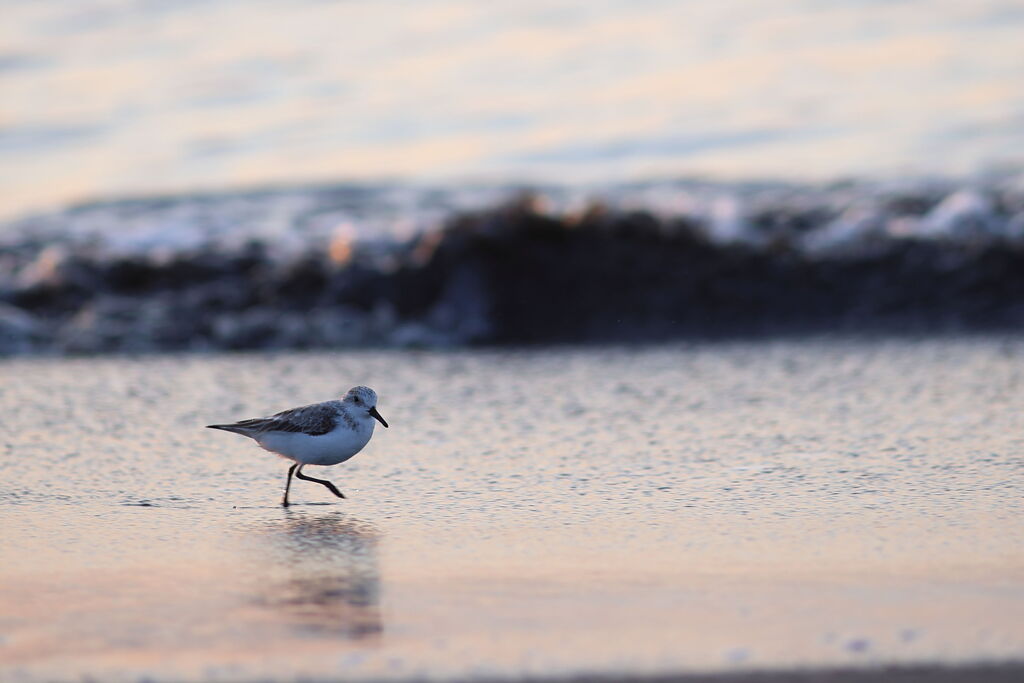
[2,343,1022,682]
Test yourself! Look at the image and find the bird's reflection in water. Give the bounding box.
[255,511,382,640]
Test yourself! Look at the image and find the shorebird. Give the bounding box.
[207,386,388,506]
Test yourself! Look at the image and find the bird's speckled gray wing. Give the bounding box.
[216,401,341,436]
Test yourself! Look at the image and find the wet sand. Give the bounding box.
[1,337,1023,681]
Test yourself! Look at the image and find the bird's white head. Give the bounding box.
[343,386,388,428]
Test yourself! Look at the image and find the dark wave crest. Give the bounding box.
[2,177,1024,354]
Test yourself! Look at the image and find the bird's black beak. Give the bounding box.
[369,406,388,428]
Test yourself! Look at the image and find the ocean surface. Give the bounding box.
[5,1,1024,356]
[3,0,1024,220]
[2,337,1023,681]
[3,172,1024,355]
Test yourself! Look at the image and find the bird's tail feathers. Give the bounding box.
[206,423,256,436]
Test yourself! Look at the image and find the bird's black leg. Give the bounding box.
[295,464,347,499]
[283,463,297,507]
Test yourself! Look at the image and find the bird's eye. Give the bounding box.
[354,396,361,403]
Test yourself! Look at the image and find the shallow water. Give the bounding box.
[2,337,1023,681]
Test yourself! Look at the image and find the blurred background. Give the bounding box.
[4,0,1024,354]
[3,0,1023,219]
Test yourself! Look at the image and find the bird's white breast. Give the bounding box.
[257,421,374,466]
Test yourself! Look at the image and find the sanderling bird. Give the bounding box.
[207,386,388,507]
